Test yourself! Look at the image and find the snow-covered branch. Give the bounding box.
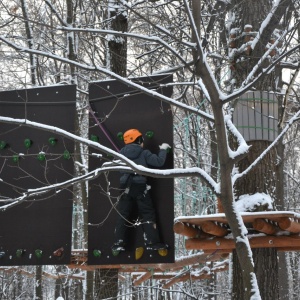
[0,35,214,122]
[0,116,219,201]
[58,27,194,67]
[225,115,250,162]
[222,41,300,103]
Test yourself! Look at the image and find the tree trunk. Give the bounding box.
[35,266,43,300]
[107,0,128,77]
[93,3,128,298]
[20,0,36,85]
[229,0,292,297]
[233,141,279,299]
[85,271,94,300]
[276,76,290,300]
[54,266,63,299]
[189,0,259,294]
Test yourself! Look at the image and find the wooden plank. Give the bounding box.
[278,218,300,233]
[173,222,201,238]
[252,219,279,235]
[69,251,229,272]
[186,235,300,251]
[201,221,228,237]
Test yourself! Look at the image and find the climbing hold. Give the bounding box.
[48,137,57,146]
[37,153,46,161]
[90,134,99,142]
[12,155,19,163]
[135,247,144,260]
[93,249,101,257]
[16,249,25,258]
[158,248,168,257]
[0,141,7,150]
[112,249,120,256]
[0,251,5,258]
[35,249,43,259]
[53,247,64,257]
[24,139,32,149]
[63,150,71,160]
[117,132,123,141]
[145,131,154,138]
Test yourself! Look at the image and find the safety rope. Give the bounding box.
[88,105,120,152]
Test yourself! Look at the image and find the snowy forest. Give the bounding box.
[0,0,300,299]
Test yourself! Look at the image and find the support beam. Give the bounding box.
[173,222,210,238]
[133,272,153,286]
[158,251,228,272]
[186,235,300,251]
[132,273,182,281]
[252,218,279,235]
[69,250,229,272]
[173,222,199,237]
[162,273,211,289]
[278,217,300,233]
[201,221,228,237]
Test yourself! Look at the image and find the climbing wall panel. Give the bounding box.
[88,74,174,265]
[0,85,76,265]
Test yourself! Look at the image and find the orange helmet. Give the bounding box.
[123,129,142,144]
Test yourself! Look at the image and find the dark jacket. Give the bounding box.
[120,143,167,185]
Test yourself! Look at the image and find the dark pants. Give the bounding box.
[114,183,160,245]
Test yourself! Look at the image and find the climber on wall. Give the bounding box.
[112,128,171,253]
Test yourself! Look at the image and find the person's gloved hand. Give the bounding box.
[159,143,171,150]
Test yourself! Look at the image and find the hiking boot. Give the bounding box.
[146,243,169,251]
[112,242,126,252]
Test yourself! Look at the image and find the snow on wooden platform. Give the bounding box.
[174,211,300,252]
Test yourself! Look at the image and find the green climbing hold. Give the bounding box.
[63,150,71,160]
[145,131,154,138]
[0,141,7,150]
[37,153,46,161]
[117,132,124,141]
[93,249,101,257]
[16,249,25,258]
[24,139,32,148]
[48,137,57,146]
[112,249,120,256]
[35,249,43,259]
[90,134,99,142]
[12,155,19,163]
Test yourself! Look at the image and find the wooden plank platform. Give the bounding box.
[175,211,300,225]
[69,250,228,272]
[52,211,300,287]
[174,211,300,252]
